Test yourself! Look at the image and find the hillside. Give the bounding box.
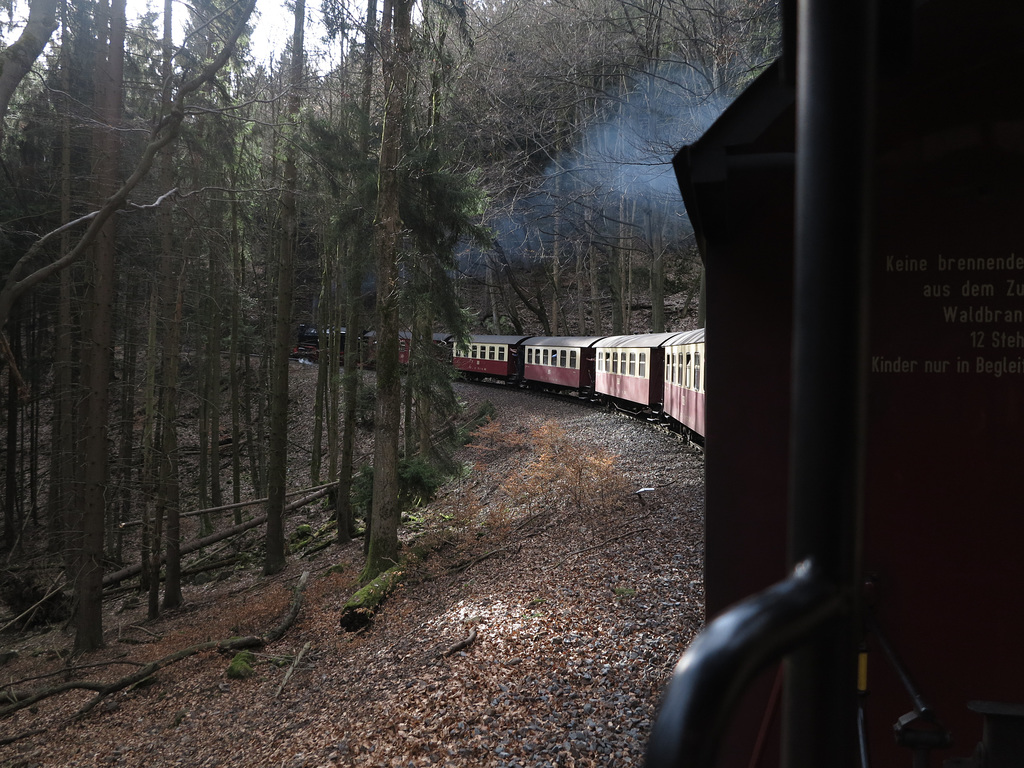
[0,372,705,767]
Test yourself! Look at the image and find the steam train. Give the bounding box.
[451,329,706,439]
[292,326,707,440]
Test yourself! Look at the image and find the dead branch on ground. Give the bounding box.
[0,571,310,736]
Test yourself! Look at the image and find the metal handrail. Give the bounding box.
[645,561,846,768]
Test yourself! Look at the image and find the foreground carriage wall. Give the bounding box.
[675,2,1024,766]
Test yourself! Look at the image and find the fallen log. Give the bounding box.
[0,571,310,731]
[103,486,335,588]
[339,564,406,632]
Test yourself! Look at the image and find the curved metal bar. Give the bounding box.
[645,561,845,768]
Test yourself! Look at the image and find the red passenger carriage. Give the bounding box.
[521,336,605,395]
[452,334,532,382]
[661,328,705,439]
[594,332,682,412]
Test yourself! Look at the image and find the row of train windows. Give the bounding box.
[596,350,648,378]
[458,345,506,361]
[666,350,702,391]
[526,348,578,368]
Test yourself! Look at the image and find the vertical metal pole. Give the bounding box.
[785,0,876,765]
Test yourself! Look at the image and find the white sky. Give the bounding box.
[2,0,331,68]
[140,0,335,69]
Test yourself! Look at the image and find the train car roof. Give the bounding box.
[522,335,607,348]
[664,328,705,345]
[460,334,535,346]
[594,331,698,348]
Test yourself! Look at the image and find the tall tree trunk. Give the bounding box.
[4,316,18,551]
[75,0,127,652]
[311,280,328,485]
[157,264,186,614]
[334,0,377,546]
[336,262,360,545]
[649,205,665,332]
[208,247,223,513]
[487,258,501,331]
[50,19,75,559]
[228,188,244,514]
[265,0,305,575]
[139,281,159,593]
[111,297,138,563]
[325,248,342,495]
[363,0,412,582]
[156,0,182,613]
[414,306,433,457]
[158,258,185,612]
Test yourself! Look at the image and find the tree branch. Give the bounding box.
[0,571,310,729]
[0,0,258,334]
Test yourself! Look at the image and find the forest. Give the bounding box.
[0,0,779,652]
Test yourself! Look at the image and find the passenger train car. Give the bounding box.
[662,328,706,438]
[522,336,604,395]
[451,334,531,382]
[301,327,708,439]
[456,330,706,440]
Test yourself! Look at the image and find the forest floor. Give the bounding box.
[0,364,705,768]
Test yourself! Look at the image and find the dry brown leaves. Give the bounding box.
[0,377,704,768]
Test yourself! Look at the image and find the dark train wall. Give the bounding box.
[675,1,1024,766]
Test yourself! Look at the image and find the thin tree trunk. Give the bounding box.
[364,0,412,582]
[649,205,665,333]
[159,248,186,612]
[265,0,305,575]
[50,19,75,560]
[229,188,243,515]
[4,317,18,551]
[311,285,328,485]
[336,254,360,545]
[325,247,342,497]
[75,0,127,652]
[112,296,138,563]
[139,281,159,594]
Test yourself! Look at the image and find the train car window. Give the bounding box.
[487,346,493,360]
[694,352,701,391]
[499,346,505,361]
[686,353,692,388]
[570,350,577,369]
[527,348,534,364]
[629,352,636,376]
[560,350,567,367]
[471,344,478,358]
[639,352,646,378]
[612,352,618,374]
